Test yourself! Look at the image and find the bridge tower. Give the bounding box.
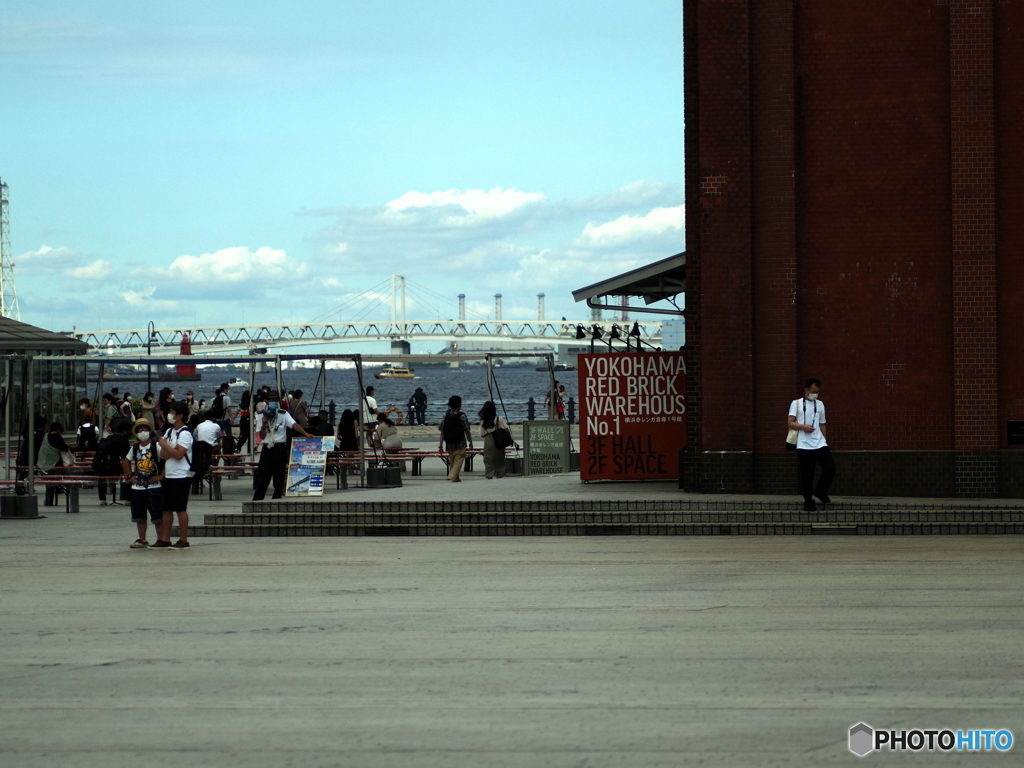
[389,274,411,362]
[0,178,21,321]
[537,293,545,322]
[494,293,502,323]
[458,294,466,321]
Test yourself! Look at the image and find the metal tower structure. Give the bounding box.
[0,178,21,321]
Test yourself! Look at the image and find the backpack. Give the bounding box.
[208,393,226,420]
[441,411,465,445]
[92,435,123,477]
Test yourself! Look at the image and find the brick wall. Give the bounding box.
[751,0,799,453]
[685,0,1017,497]
[695,0,754,453]
[996,2,1024,452]
[951,0,1000,495]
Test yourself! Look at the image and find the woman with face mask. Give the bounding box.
[140,392,157,431]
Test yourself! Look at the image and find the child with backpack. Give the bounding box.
[437,395,473,482]
[121,418,164,549]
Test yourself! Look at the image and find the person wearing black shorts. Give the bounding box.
[153,402,194,549]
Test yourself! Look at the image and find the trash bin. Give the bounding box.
[1,493,41,519]
[505,456,524,475]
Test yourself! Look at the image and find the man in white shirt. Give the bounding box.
[153,401,194,549]
[361,386,378,436]
[253,390,315,501]
[193,415,223,494]
[787,378,836,511]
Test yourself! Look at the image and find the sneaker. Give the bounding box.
[803,499,817,512]
[149,540,173,549]
[815,493,832,504]
[171,540,190,549]
[99,501,108,507]
[130,539,149,549]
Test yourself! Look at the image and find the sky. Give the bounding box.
[1,1,684,352]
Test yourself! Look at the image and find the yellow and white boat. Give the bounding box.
[374,366,415,379]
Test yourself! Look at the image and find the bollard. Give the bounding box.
[567,397,575,424]
[527,397,536,421]
[328,400,337,426]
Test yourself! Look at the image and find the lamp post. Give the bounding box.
[146,321,155,393]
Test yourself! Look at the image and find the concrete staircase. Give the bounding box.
[183,499,1024,536]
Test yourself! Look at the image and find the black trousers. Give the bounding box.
[252,443,288,500]
[797,447,836,501]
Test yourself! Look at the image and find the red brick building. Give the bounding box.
[684,0,1023,497]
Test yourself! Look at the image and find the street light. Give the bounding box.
[147,321,156,393]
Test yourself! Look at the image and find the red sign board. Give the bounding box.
[577,351,687,481]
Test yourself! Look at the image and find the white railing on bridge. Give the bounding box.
[73,319,664,354]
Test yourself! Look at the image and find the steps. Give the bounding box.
[181,499,1024,536]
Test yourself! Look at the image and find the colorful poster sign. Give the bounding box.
[523,420,570,475]
[285,436,336,497]
[577,351,687,480]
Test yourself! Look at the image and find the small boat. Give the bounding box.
[228,377,249,388]
[535,364,576,372]
[374,366,415,379]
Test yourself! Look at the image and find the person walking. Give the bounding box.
[478,401,509,479]
[290,390,309,430]
[411,387,428,425]
[139,392,157,431]
[77,398,99,453]
[252,390,315,501]
[438,395,473,482]
[788,378,835,511]
[236,390,252,454]
[154,402,193,549]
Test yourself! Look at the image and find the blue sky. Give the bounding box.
[1,1,683,348]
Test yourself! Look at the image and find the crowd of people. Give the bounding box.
[19,379,532,549]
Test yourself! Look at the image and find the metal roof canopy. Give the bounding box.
[0,316,89,353]
[571,251,686,317]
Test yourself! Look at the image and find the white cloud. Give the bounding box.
[16,244,83,275]
[118,287,183,313]
[66,259,112,280]
[579,205,684,246]
[146,246,308,285]
[386,187,545,225]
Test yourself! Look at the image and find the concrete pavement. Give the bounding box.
[2,472,1023,767]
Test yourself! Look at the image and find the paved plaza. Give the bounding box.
[2,459,1023,767]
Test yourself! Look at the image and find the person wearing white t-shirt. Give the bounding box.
[787,378,836,511]
[193,416,223,493]
[361,385,378,436]
[153,402,194,549]
[253,390,315,501]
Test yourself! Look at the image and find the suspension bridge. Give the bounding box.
[71,276,668,355]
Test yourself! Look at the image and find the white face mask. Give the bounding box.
[136,431,151,442]
[167,412,178,423]
[80,404,87,411]
[806,392,819,401]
